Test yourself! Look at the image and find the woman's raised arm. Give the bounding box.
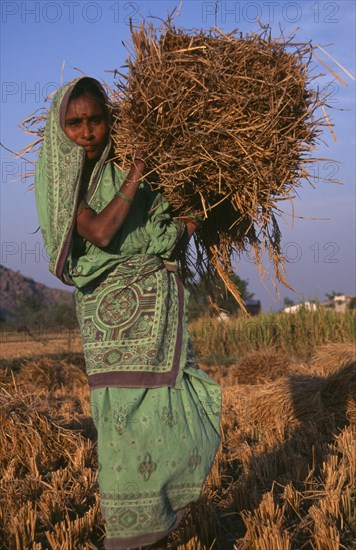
[76,155,145,248]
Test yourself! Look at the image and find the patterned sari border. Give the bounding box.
[105,509,185,550]
[88,369,175,389]
[87,271,185,390]
[171,272,184,385]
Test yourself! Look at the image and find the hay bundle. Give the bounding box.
[112,22,330,306]
[311,343,356,375]
[226,348,299,385]
[244,375,325,430]
[233,361,355,430]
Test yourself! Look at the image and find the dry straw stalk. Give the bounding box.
[111,20,339,308]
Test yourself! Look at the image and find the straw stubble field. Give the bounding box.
[0,310,355,549]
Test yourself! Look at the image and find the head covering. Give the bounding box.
[35,77,111,283]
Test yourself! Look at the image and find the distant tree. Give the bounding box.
[51,302,77,328]
[14,291,77,328]
[15,291,43,326]
[349,297,356,310]
[283,297,294,307]
[188,273,254,320]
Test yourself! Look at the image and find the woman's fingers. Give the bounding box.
[134,149,145,163]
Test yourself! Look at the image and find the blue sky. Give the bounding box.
[1,0,355,310]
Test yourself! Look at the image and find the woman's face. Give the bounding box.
[64,93,110,161]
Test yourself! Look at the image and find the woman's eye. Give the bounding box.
[67,120,80,127]
[91,117,103,124]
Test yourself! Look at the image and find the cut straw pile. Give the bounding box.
[111,22,333,307]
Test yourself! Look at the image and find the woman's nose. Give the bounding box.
[82,121,93,139]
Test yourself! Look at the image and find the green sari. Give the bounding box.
[35,77,221,549]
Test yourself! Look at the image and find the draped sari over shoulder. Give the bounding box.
[35,77,221,549]
[35,77,190,390]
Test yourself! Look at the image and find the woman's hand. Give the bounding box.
[179,215,202,238]
[133,149,145,167]
[185,220,199,239]
[76,152,146,248]
[170,216,201,260]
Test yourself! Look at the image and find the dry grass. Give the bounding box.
[0,355,100,549]
[111,20,340,306]
[0,338,355,549]
[190,308,356,364]
[226,348,300,386]
[310,342,356,375]
[227,361,355,431]
[0,330,83,359]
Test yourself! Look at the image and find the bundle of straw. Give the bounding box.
[111,22,334,308]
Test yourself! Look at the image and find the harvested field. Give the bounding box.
[0,333,355,549]
[190,308,356,364]
[0,329,83,360]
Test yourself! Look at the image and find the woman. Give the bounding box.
[35,76,221,550]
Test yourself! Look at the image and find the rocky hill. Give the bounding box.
[0,265,74,322]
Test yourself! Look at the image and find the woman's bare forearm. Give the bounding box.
[76,156,145,247]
